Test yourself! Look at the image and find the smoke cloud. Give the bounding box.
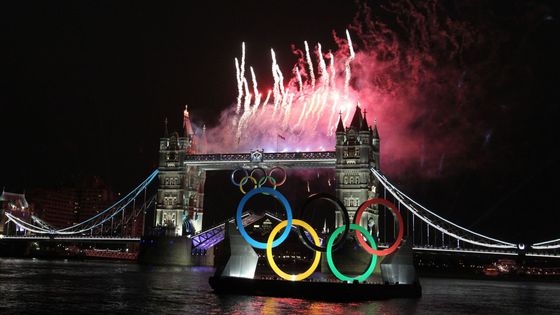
[202,0,551,180]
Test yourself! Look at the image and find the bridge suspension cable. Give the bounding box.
[370,167,517,249]
[531,238,560,250]
[4,170,159,236]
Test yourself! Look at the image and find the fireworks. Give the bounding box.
[230,30,358,152]
[202,1,489,179]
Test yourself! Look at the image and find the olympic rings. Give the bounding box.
[231,167,401,282]
[354,198,403,257]
[236,187,293,249]
[266,219,321,281]
[230,168,248,186]
[231,167,287,194]
[297,193,349,252]
[239,176,258,194]
[326,224,378,282]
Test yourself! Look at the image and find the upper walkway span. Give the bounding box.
[183,151,336,170]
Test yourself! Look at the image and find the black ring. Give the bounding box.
[249,167,267,181]
[297,193,350,252]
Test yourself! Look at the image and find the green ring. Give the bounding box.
[326,223,377,282]
[258,176,276,195]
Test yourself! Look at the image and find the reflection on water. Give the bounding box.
[0,258,559,314]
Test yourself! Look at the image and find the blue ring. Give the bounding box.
[230,168,248,186]
[236,187,292,249]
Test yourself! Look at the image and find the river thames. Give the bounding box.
[1,258,559,314]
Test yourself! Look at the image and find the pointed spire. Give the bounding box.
[164,117,169,137]
[336,112,345,133]
[350,102,363,129]
[372,118,379,138]
[361,108,369,131]
[183,105,194,136]
[200,124,208,154]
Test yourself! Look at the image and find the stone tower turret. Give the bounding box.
[155,107,206,236]
[156,128,188,236]
[335,104,381,236]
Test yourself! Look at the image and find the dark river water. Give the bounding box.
[1,258,559,314]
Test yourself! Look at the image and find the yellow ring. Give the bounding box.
[239,176,257,194]
[266,219,321,281]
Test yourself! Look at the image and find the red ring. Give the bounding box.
[267,166,287,186]
[354,198,403,256]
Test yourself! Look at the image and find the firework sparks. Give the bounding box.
[235,42,246,115]
[304,41,316,90]
[230,31,358,148]
[344,29,355,98]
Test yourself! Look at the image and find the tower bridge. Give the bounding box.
[2,105,560,262]
[155,104,380,237]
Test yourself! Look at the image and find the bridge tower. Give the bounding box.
[335,104,380,235]
[155,106,205,236]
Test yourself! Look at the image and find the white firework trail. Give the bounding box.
[344,29,355,98]
[276,61,286,98]
[240,42,246,83]
[317,43,329,87]
[304,41,316,90]
[243,77,251,112]
[329,52,336,89]
[236,77,253,140]
[235,57,243,115]
[271,49,281,112]
[261,90,272,111]
[250,66,261,111]
[237,43,247,114]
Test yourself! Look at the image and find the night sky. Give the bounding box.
[2,1,559,244]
